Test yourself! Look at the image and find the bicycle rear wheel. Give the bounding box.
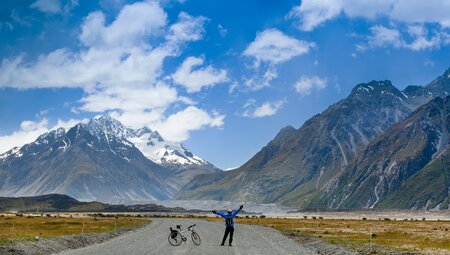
[191,231,201,245]
[168,232,182,246]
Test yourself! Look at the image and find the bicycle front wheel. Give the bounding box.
[191,231,201,245]
[168,232,182,246]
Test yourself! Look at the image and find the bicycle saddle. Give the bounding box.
[176,225,181,229]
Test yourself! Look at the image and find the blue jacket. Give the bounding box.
[214,207,242,227]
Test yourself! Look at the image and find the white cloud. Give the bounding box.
[228,82,239,94]
[358,25,445,51]
[404,25,442,51]
[0,118,85,154]
[31,0,61,14]
[152,106,224,141]
[217,24,228,37]
[165,12,207,45]
[0,119,49,154]
[288,0,450,51]
[294,75,327,95]
[243,28,315,67]
[55,118,87,130]
[172,56,228,93]
[243,66,278,91]
[0,1,223,145]
[368,25,403,48]
[109,105,224,142]
[389,0,450,27]
[242,98,256,109]
[80,2,167,48]
[423,59,435,67]
[405,35,441,51]
[288,0,450,31]
[79,83,178,112]
[0,2,172,90]
[109,109,165,129]
[407,25,427,37]
[0,4,207,92]
[242,100,284,118]
[287,1,342,32]
[242,29,313,91]
[253,101,284,118]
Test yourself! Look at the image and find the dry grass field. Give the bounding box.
[0,213,149,244]
[1,212,449,254]
[223,216,450,254]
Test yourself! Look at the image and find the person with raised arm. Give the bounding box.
[212,204,243,246]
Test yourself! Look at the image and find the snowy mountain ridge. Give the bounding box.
[0,115,218,204]
[0,115,210,168]
[84,115,208,167]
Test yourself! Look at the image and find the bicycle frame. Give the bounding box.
[168,224,201,246]
[171,224,196,241]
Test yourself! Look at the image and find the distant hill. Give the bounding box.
[0,194,189,213]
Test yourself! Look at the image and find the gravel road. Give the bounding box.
[56,218,320,255]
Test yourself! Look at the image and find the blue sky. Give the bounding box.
[0,0,449,169]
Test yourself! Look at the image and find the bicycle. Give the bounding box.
[168,224,201,246]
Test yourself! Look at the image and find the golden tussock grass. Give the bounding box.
[0,213,149,244]
[210,216,450,254]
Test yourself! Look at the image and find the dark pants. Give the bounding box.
[221,226,234,245]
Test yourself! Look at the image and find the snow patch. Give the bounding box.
[0,147,21,160]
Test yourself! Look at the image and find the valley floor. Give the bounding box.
[57,218,353,255]
[1,213,449,254]
[228,217,450,255]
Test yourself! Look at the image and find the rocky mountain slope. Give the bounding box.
[379,150,449,210]
[87,115,219,187]
[321,96,450,209]
[179,68,450,209]
[0,116,218,204]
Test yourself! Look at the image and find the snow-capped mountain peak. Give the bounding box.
[84,114,129,138]
[0,114,219,204]
[0,147,21,161]
[36,127,66,143]
[127,128,207,166]
[82,114,209,166]
[1,114,210,168]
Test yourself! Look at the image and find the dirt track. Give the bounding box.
[56,218,356,255]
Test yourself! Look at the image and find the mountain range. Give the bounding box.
[178,68,450,210]
[1,68,449,210]
[0,116,219,204]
